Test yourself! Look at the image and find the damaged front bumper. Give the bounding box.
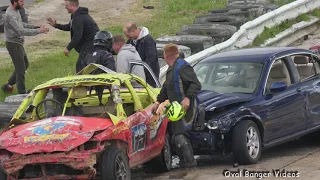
[3,152,96,180]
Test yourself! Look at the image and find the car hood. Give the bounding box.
[197,90,254,111]
[0,116,113,155]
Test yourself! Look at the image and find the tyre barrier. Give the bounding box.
[156,43,191,59]
[209,5,261,13]
[176,24,237,44]
[155,1,278,63]
[4,94,29,104]
[158,58,166,68]
[193,15,247,29]
[0,102,19,126]
[0,6,7,33]
[156,35,214,54]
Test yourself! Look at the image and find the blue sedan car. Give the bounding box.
[190,47,320,165]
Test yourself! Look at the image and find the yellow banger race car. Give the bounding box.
[0,63,172,180]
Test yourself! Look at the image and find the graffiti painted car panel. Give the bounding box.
[0,63,171,180]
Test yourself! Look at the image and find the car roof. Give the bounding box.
[199,47,314,64]
[33,73,144,90]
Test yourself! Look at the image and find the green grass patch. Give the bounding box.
[102,25,123,37]
[251,13,313,47]
[268,0,295,6]
[312,9,320,18]
[35,0,44,3]
[0,41,5,47]
[296,14,311,22]
[0,51,77,102]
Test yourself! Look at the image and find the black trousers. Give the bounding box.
[6,41,29,94]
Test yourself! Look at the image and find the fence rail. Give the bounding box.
[159,0,320,83]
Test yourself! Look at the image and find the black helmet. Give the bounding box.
[94,31,113,50]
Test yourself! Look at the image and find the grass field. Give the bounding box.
[251,11,318,47]
[0,0,227,101]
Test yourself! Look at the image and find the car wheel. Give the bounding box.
[144,133,172,173]
[232,120,261,165]
[100,147,131,180]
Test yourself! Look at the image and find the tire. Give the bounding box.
[156,43,191,59]
[144,133,172,173]
[209,5,260,12]
[208,8,229,14]
[100,147,131,180]
[0,102,20,126]
[158,58,166,68]
[4,94,28,103]
[232,120,261,165]
[226,5,261,10]
[176,24,237,44]
[208,9,258,19]
[194,15,247,29]
[0,12,5,33]
[156,35,214,54]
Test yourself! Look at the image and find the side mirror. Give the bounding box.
[270,82,287,93]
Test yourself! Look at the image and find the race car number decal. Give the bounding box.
[131,123,147,153]
[113,124,129,134]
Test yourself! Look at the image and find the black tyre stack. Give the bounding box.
[156,0,279,67]
[0,6,8,33]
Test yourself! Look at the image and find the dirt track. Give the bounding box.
[23,0,136,44]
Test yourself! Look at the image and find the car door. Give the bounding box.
[128,60,161,88]
[124,64,165,166]
[292,54,320,127]
[261,58,306,141]
[124,80,151,166]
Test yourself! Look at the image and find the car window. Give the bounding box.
[291,55,316,81]
[266,59,292,93]
[196,65,210,84]
[194,62,264,94]
[312,55,320,73]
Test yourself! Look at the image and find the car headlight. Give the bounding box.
[207,120,219,130]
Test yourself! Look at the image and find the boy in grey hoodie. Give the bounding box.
[112,34,146,81]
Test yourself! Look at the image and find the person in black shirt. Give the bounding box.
[152,43,201,169]
[123,23,159,87]
[83,31,116,73]
[47,0,99,73]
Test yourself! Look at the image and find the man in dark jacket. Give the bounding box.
[83,31,116,73]
[47,0,99,73]
[123,23,159,87]
[152,43,201,168]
